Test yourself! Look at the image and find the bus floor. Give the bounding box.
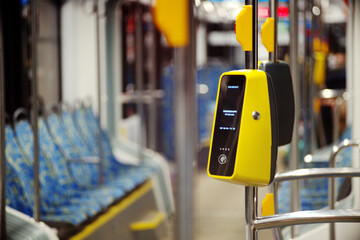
[195,170,274,240]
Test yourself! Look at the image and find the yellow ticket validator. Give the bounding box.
[207,70,278,186]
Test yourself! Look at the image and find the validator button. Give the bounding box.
[218,154,227,165]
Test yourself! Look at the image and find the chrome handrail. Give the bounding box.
[328,139,360,240]
[274,167,360,183]
[269,139,360,240]
[245,168,360,240]
[253,209,360,230]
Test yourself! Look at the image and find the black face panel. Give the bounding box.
[209,74,246,176]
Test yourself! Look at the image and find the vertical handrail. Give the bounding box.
[289,0,299,237]
[269,0,280,237]
[174,0,196,239]
[244,0,258,239]
[269,0,278,63]
[31,0,41,222]
[328,139,360,240]
[135,4,145,161]
[0,8,7,239]
[148,16,158,151]
[95,0,104,185]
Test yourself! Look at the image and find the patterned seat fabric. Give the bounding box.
[5,125,90,225]
[48,113,139,192]
[46,114,97,185]
[39,117,127,198]
[60,111,137,191]
[73,107,155,185]
[13,120,125,210]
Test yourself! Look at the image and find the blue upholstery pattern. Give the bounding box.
[14,120,126,210]
[46,114,97,185]
[85,107,155,179]
[47,112,137,192]
[5,125,91,225]
[73,107,154,185]
[61,111,136,190]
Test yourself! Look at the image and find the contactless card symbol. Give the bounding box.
[218,154,227,165]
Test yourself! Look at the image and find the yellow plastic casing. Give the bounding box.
[235,6,253,51]
[153,0,189,47]
[261,193,275,216]
[207,70,277,186]
[261,18,275,53]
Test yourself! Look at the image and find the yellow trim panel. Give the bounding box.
[130,212,165,231]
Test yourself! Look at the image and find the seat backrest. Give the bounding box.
[40,117,95,186]
[74,108,98,156]
[46,114,81,160]
[14,119,74,188]
[5,125,39,215]
[61,111,93,157]
[46,114,98,185]
[79,106,120,172]
[5,149,32,216]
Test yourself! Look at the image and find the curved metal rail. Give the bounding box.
[274,167,360,183]
[253,209,360,230]
[268,139,360,240]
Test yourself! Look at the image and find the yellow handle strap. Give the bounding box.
[261,18,275,53]
[235,5,253,51]
[153,0,189,47]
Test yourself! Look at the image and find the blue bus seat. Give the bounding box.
[47,112,137,191]
[5,125,91,225]
[73,107,154,185]
[13,119,125,207]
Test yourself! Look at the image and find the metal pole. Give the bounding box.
[245,0,258,239]
[245,0,257,69]
[95,0,103,185]
[0,9,7,239]
[174,0,196,239]
[269,0,278,62]
[135,5,146,160]
[289,0,299,237]
[245,187,258,240]
[148,16,157,151]
[31,0,40,222]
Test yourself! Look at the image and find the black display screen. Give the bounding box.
[209,74,246,176]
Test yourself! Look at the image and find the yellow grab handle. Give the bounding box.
[261,193,275,216]
[235,5,253,51]
[313,52,327,86]
[261,18,274,53]
[153,0,189,47]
